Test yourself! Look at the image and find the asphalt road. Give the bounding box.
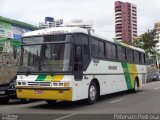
[0,81,160,120]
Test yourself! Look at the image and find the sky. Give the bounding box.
[1,0,160,39]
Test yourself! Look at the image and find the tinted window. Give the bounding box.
[99,41,105,57]
[105,43,116,59]
[91,39,98,56]
[121,47,126,61]
[91,38,105,57]
[106,43,112,59]
[112,45,117,59]
[126,48,133,62]
[75,34,88,44]
[134,51,140,63]
[23,37,43,44]
[117,46,126,61]
[44,35,66,42]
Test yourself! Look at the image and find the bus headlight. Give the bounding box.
[17,81,26,86]
[52,82,69,87]
[17,82,21,85]
[22,82,26,85]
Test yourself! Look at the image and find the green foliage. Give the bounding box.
[132,29,158,57]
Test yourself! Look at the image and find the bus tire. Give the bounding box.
[0,98,9,104]
[86,81,98,105]
[132,80,138,93]
[46,100,57,105]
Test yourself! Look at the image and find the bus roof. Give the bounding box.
[23,27,145,53]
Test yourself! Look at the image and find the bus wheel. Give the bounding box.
[0,98,9,104]
[133,80,138,93]
[46,100,57,105]
[86,82,98,105]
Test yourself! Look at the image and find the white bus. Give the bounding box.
[16,27,147,104]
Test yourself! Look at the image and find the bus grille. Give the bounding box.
[27,82,51,87]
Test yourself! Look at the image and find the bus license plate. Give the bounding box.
[0,91,5,94]
[35,90,43,94]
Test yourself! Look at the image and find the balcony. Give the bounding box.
[116,24,122,27]
[115,14,122,18]
[115,22,122,25]
[115,8,121,12]
[132,9,137,12]
[115,18,122,22]
[115,11,122,15]
[132,16,137,19]
[132,12,137,16]
[116,29,122,32]
[116,36,122,39]
[116,32,122,36]
[132,6,136,10]
[133,23,137,26]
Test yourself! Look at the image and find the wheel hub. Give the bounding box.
[90,86,96,100]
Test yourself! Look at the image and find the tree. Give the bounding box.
[132,29,158,58]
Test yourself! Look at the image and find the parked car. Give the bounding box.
[0,78,16,104]
[0,76,30,104]
[147,72,160,83]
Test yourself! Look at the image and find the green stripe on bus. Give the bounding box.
[121,63,133,89]
[36,75,47,81]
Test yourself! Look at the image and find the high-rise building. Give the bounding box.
[39,17,63,29]
[115,1,137,42]
[154,22,160,53]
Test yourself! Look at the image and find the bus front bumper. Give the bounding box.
[16,87,72,101]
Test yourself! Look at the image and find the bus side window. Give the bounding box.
[105,43,112,59]
[126,48,133,63]
[91,38,98,57]
[141,53,145,64]
[98,41,105,58]
[105,43,116,59]
[112,44,117,59]
[134,51,140,64]
[117,46,126,61]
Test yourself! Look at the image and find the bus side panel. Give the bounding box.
[84,60,129,96]
[84,60,147,97]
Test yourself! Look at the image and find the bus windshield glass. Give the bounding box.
[20,45,41,72]
[41,43,72,72]
[19,35,73,73]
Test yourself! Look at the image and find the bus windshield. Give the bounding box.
[18,35,73,73]
[41,43,72,72]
